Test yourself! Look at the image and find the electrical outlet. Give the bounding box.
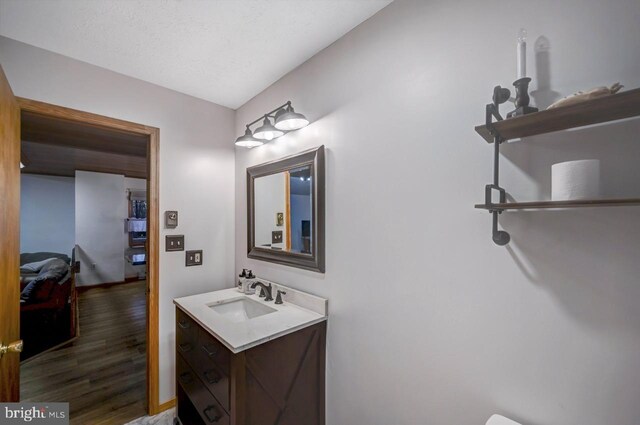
[166,235,185,251]
[186,250,203,266]
[272,230,283,244]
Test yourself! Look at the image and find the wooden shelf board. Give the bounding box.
[475,198,640,211]
[475,88,640,143]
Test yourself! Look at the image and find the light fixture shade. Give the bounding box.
[20,162,25,169]
[253,117,284,141]
[235,128,263,148]
[274,106,309,131]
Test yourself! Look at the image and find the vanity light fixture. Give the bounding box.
[235,126,264,148]
[235,101,309,148]
[20,162,25,169]
[253,116,284,141]
[274,104,309,131]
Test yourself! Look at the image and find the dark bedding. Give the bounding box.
[20,258,70,304]
[20,252,71,266]
[20,252,75,360]
[20,253,71,284]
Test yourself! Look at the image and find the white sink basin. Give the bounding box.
[208,297,277,322]
[175,286,327,352]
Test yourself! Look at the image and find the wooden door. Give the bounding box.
[0,64,21,401]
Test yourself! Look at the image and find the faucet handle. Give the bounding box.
[275,290,287,305]
[264,283,274,302]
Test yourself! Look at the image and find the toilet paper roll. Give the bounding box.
[551,159,600,201]
[486,414,522,425]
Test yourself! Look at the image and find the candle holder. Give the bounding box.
[507,77,538,118]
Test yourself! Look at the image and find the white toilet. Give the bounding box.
[486,414,522,425]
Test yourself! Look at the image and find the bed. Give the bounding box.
[19,250,78,361]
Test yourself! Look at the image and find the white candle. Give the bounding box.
[517,28,527,79]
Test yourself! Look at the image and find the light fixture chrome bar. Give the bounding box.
[244,101,291,128]
[235,100,309,148]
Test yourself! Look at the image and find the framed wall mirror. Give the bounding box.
[247,146,325,272]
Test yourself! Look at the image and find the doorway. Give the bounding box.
[0,65,162,419]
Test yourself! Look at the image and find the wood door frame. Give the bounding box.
[284,170,292,251]
[16,98,163,415]
[0,64,21,403]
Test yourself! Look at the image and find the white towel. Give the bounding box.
[128,219,147,232]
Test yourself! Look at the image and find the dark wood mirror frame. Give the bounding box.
[247,145,325,273]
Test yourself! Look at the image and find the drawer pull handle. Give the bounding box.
[178,372,193,384]
[178,343,192,353]
[203,369,221,384]
[203,405,221,423]
[201,344,218,357]
[178,320,190,329]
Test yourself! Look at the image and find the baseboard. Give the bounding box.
[76,277,142,292]
[124,276,143,283]
[157,398,176,413]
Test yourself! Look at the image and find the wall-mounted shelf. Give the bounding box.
[475,88,640,143]
[475,198,640,212]
[475,86,640,245]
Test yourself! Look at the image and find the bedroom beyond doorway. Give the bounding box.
[12,97,161,419]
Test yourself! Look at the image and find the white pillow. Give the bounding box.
[20,258,56,273]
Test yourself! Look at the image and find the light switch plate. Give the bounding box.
[166,235,184,252]
[272,230,283,244]
[186,250,203,266]
[165,210,178,228]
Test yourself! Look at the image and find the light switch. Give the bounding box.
[166,235,185,251]
[165,211,178,228]
[272,231,283,244]
[186,250,203,266]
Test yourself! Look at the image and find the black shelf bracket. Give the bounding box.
[482,86,511,245]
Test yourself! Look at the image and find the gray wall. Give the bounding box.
[75,171,126,286]
[0,35,236,403]
[20,174,75,257]
[235,1,640,424]
[254,173,287,248]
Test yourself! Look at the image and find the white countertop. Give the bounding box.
[173,284,328,353]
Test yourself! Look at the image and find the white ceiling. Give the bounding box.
[0,0,392,109]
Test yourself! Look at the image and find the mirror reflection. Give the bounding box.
[254,165,312,254]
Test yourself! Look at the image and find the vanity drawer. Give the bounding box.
[176,315,198,367]
[197,328,230,375]
[176,352,198,390]
[193,360,229,413]
[177,354,230,425]
[176,332,197,368]
[176,308,197,339]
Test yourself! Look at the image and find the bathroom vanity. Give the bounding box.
[173,285,327,425]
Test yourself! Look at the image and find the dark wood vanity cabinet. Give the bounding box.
[175,307,326,425]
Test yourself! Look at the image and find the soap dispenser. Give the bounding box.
[244,270,257,295]
[237,269,248,292]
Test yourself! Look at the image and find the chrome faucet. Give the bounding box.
[250,281,273,301]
